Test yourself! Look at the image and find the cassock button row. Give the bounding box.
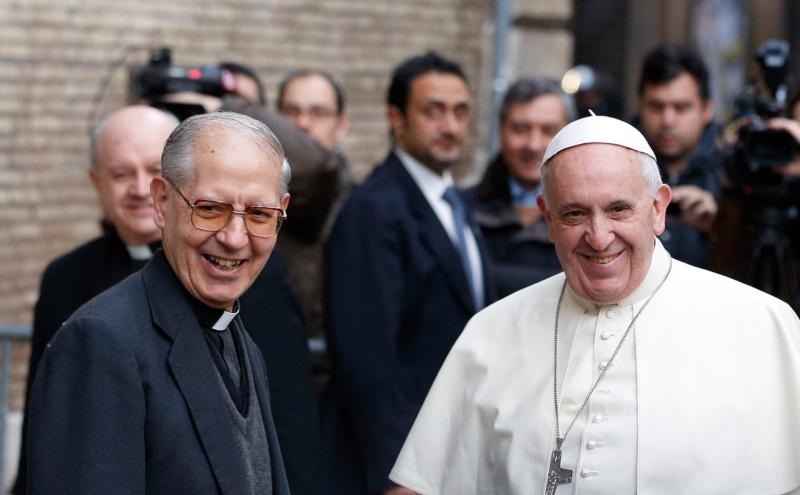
[596,388,610,395]
[600,331,615,340]
[605,309,618,319]
[599,360,610,370]
[580,469,598,478]
[592,414,607,424]
[586,440,604,449]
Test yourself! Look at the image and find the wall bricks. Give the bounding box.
[0,0,494,411]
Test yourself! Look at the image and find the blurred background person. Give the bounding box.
[276,69,353,366]
[634,44,723,269]
[322,51,495,495]
[470,77,575,297]
[14,105,178,494]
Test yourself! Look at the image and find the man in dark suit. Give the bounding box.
[322,51,495,495]
[27,112,291,494]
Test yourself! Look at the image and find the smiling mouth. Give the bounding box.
[587,253,620,264]
[204,254,245,270]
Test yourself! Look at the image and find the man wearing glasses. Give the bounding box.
[276,69,352,345]
[26,112,291,494]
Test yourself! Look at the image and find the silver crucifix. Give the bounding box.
[544,447,572,495]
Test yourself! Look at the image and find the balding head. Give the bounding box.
[89,105,178,245]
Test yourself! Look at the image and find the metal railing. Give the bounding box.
[0,324,30,494]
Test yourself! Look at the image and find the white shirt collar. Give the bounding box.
[212,306,239,331]
[126,244,153,261]
[395,147,455,200]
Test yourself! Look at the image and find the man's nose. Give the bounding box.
[216,213,250,250]
[294,112,312,132]
[440,111,460,134]
[584,216,615,251]
[131,172,152,198]
[661,107,677,127]
[528,129,548,153]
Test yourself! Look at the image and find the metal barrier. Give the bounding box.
[0,324,30,494]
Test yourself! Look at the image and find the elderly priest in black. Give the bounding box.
[26,112,292,494]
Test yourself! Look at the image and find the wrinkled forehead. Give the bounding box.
[543,143,648,194]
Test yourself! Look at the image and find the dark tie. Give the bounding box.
[442,186,481,310]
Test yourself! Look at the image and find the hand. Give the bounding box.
[670,185,718,233]
[767,117,800,177]
[384,486,421,495]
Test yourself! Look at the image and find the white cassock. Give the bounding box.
[390,240,800,494]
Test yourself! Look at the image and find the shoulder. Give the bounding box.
[455,274,565,356]
[665,261,798,327]
[57,273,149,342]
[339,156,410,219]
[41,235,109,281]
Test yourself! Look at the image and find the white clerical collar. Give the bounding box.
[211,306,239,331]
[126,244,153,261]
[567,238,671,310]
[395,147,455,200]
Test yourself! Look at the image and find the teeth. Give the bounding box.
[589,254,618,264]
[205,255,244,269]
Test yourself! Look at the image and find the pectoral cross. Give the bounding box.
[544,443,572,495]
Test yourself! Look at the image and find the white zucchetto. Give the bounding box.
[542,114,656,164]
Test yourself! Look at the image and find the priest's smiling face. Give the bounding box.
[153,125,289,311]
[538,143,671,304]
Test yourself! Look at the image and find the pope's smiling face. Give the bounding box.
[152,126,288,311]
[538,143,670,304]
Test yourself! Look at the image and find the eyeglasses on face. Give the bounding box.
[281,104,337,121]
[167,179,286,238]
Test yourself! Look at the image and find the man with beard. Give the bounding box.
[636,44,722,268]
[471,78,575,297]
[322,51,495,495]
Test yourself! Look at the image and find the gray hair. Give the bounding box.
[540,150,662,204]
[499,77,577,124]
[161,111,290,196]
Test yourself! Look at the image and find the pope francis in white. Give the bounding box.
[389,116,800,495]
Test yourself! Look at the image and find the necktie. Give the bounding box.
[442,186,482,310]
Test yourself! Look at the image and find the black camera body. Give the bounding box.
[129,48,238,120]
[728,40,797,187]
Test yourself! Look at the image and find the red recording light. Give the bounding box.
[187,68,202,80]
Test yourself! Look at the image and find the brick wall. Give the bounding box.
[0,0,493,411]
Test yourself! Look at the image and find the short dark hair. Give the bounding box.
[387,51,468,114]
[219,61,267,106]
[499,77,577,123]
[277,70,347,115]
[638,44,711,100]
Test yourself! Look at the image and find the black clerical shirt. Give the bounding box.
[190,299,249,414]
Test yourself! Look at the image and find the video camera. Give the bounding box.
[729,40,799,187]
[129,48,238,120]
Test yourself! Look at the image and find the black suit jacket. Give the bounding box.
[322,151,496,494]
[16,230,318,495]
[26,250,291,494]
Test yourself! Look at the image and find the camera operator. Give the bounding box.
[711,40,800,311]
[635,44,723,269]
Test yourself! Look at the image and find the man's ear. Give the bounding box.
[652,183,672,235]
[88,168,101,194]
[701,98,714,125]
[536,194,556,242]
[151,177,169,229]
[281,193,291,211]
[334,113,351,143]
[386,105,405,142]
